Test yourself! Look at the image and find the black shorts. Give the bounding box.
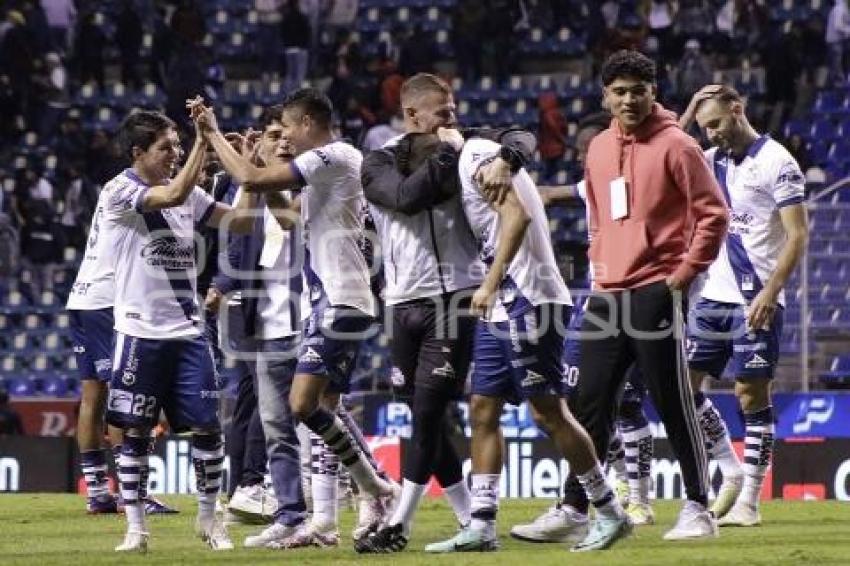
[387,291,476,398]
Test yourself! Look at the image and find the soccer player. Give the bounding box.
[679,84,808,526]
[104,107,256,552]
[355,72,534,553]
[557,50,729,542]
[416,133,629,553]
[68,178,176,516]
[193,88,399,539]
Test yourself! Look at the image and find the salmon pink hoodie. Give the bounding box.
[584,103,729,291]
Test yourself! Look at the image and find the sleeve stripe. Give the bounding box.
[777,195,805,208]
[290,161,305,185]
[133,187,149,213]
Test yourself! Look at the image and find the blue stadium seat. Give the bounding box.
[819,354,850,388]
[7,375,36,397]
[42,375,69,397]
[810,118,838,139]
[134,82,166,109]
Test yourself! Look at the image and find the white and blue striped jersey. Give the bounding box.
[458,138,572,322]
[66,186,116,310]
[103,169,216,339]
[292,140,377,317]
[700,137,805,307]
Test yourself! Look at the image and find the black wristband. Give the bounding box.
[499,145,523,173]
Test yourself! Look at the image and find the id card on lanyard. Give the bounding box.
[610,176,628,220]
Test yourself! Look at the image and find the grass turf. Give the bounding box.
[1,495,849,565]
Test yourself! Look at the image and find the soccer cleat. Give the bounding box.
[227,484,276,524]
[143,496,178,514]
[266,522,322,549]
[197,515,235,550]
[663,501,719,540]
[710,474,744,519]
[571,515,632,552]
[509,504,589,543]
[87,494,118,514]
[613,479,630,507]
[424,526,499,553]
[115,530,149,553]
[717,501,761,527]
[626,502,655,526]
[352,494,384,541]
[244,521,297,548]
[354,523,408,554]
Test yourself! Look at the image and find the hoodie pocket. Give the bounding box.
[589,220,653,285]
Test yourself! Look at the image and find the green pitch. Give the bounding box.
[1,495,849,565]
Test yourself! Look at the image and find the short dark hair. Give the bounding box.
[282,88,334,129]
[258,104,285,131]
[116,110,176,161]
[600,50,656,86]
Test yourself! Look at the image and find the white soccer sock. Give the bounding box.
[442,479,472,526]
[389,479,427,536]
[311,433,339,530]
[740,407,775,507]
[470,474,499,537]
[696,397,742,479]
[607,430,628,481]
[623,425,653,505]
[125,502,146,533]
[577,463,623,520]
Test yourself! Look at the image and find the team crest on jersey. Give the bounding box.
[313,149,331,166]
[121,370,136,386]
[432,362,455,379]
[744,353,770,369]
[299,346,324,364]
[520,369,547,388]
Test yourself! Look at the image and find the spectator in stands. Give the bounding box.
[58,162,97,251]
[826,0,850,85]
[482,0,519,83]
[32,52,69,143]
[116,1,143,89]
[537,91,568,184]
[451,0,485,83]
[16,165,62,297]
[339,95,372,147]
[40,0,75,52]
[362,112,404,151]
[763,23,804,113]
[165,44,208,131]
[0,10,36,110]
[399,25,437,77]
[0,389,24,435]
[639,0,676,66]
[85,129,124,186]
[674,39,713,108]
[150,6,174,86]
[54,110,87,165]
[21,0,51,55]
[170,0,206,48]
[73,10,106,91]
[256,0,284,80]
[675,0,714,43]
[280,0,311,91]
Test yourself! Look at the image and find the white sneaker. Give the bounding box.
[663,501,719,541]
[626,501,655,526]
[227,484,276,523]
[717,501,761,527]
[244,522,297,548]
[223,509,244,526]
[115,530,149,553]
[710,474,744,519]
[306,521,341,547]
[509,504,589,543]
[197,515,235,550]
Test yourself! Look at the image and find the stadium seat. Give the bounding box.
[819,355,850,388]
[7,375,36,397]
[42,375,69,397]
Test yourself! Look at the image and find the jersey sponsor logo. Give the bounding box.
[299,346,323,364]
[520,369,547,388]
[71,281,92,296]
[94,359,111,373]
[140,236,194,269]
[777,162,804,185]
[73,345,86,354]
[730,211,754,225]
[744,353,770,369]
